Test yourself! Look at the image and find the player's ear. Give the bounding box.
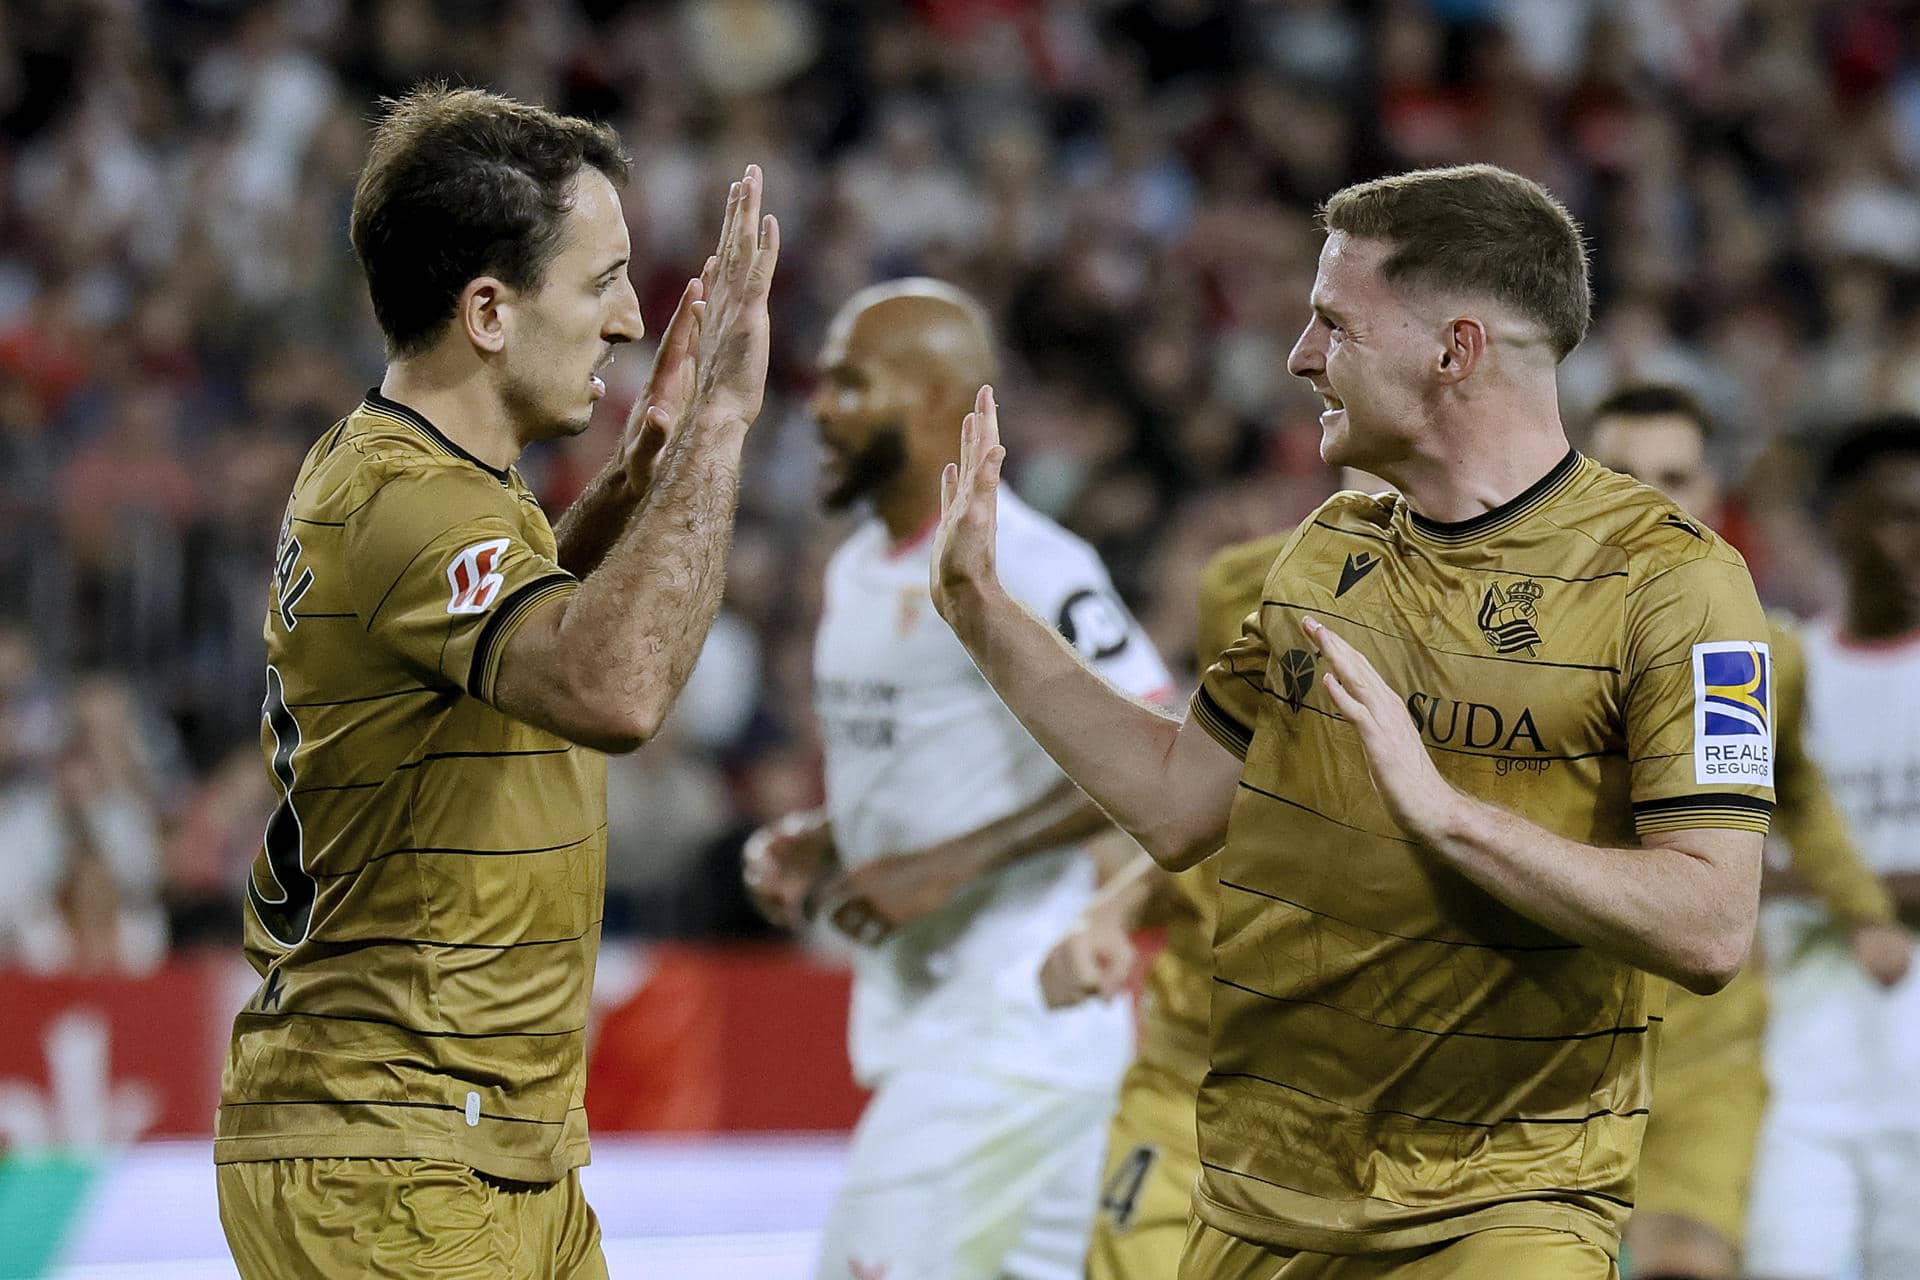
[459,277,509,355]
[1436,316,1486,384]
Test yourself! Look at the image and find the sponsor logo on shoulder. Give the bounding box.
[1693,640,1773,786]
[446,538,510,614]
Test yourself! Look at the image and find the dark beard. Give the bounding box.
[823,423,909,512]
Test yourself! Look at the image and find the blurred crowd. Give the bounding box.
[3,0,1920,970]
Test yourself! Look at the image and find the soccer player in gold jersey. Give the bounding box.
[1585,385,1910,1280]
[213,87,778,1279]
[929,164,1776,1279]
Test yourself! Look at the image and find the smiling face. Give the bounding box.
[1286,232,1441,472]
[497,167,644,442]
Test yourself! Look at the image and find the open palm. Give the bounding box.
[931,384,1006,623]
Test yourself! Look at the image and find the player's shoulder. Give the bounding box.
[304,401,515,522]
[1567,460,1747,582]
[993,489,1112,586]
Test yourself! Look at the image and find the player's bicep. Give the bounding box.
[1145,709,1244,871]
[487,592,644,753]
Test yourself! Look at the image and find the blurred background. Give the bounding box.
[1,0,1918,1274]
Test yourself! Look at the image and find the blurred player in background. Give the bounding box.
[1039,532,1281,1280]
[1744,416,1920,1280]
[742,278,1171,1280]
[1586,386,1911,1280]
[931,164,1774,1279]
[214,87,778,1279]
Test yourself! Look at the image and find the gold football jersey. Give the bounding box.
[1188,452,1774,1255]
[215,392,606,1183]
[1135,536,1287,1088]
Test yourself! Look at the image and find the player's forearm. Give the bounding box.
[1426,797,1759,995]
[942,578,1193,864]
[556,415,749,744]
[1774,738,1897,926]
[927,777,1112,881]
[552,455,639,578]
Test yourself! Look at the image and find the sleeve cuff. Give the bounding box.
[468,572,579,702]
[1191,687,1253,761]
[1632,793,1774,836]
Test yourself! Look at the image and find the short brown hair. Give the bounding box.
[1591,384,1712,440]
[1322,164,1591,359]
[350,85,630,355]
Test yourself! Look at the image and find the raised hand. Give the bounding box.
[1303,615,1462,845]
[931,384,1006,625]
[689,165,780,431]
[620,272,707,495]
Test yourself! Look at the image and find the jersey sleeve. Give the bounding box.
[342,466,578,704]
[1624,549,1777,836]
[1188,535,1288,760]
[1768,618,1897,926]
[998,534,1173,703]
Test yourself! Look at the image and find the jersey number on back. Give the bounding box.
[1099,1144,1159,1231]
[246,665,316,947]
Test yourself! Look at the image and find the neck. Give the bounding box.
[1380,395,1571,524]
[874,455,947,543]
[1844,580,1920,643]
[380,353,522,472]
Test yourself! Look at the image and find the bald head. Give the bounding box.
[821,278,996,417]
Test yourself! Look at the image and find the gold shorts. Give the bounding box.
[216,1157,607,1280]
[1177,1220,1619,1280]
[1634,973,1769,1245]
[1088,1060,1204,1280]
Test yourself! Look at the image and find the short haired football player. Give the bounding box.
[742,278,1171,1280]
[1587,385,1910,1280]
[932,165,1774,1279]
[1743,415,1920,1280]
[214,86,778,1279]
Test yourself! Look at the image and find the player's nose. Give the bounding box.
[605,278,643,344]
[1287,322,1324,379]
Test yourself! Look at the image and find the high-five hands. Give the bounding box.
[1302,615,1463,846]
[931,384,1006,625]
[691,165,779,431]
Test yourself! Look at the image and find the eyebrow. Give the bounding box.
[595,257,629,279]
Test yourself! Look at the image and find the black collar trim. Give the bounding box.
[362,389,511,484]
[1407,449,1582,545]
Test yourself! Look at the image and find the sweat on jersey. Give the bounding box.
[813,489,1172,1091]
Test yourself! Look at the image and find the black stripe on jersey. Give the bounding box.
[1633,793,1774,817]
[468,572,577,700]
[291,516,347,528]
[1236,780,1417,844]
[290,612,357,619]
[1206,1072,1651,1133]
[1218,878,1581,952]
[291,747,573,796]
[234,1008,586,1039]
[220,1097,564,1125]
[1192,687,1253,756]
[1308,521,1632,587]
[302,920,602,955]
[1261,600,1621,674]
[1198,1156,1419,1209]
[1213,976,1651,1043]
[287,688,426,709]
[311,825,604,879]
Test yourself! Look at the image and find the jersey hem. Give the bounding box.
[1191,1184,1620,1259]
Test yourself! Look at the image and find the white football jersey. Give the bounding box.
[1762,620,1920,1126]
[813,490,1172,1089]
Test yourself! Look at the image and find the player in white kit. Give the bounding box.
[743,279,1171,1280]
[1746,415,1920,1280]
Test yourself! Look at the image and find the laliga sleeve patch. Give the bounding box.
[1057,588,1131,661]
[1692,640,1773,786]
[446,538,511,615]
